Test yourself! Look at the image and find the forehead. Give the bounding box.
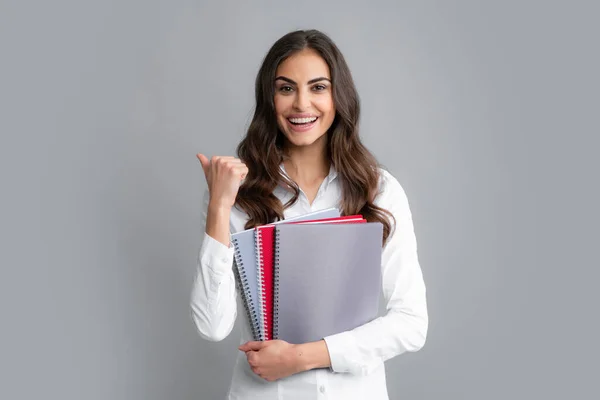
[275,48,331,79]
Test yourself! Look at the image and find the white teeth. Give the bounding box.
[288,117,317,124]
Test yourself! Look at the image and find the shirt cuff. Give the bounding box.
[323,330,359,374]
[199,232,235,275]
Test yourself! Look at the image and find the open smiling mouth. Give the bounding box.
[287,116,319,125]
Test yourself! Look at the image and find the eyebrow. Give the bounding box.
[274,76,331,85]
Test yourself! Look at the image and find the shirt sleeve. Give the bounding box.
[323,170,429,375]
[190,188,238,342]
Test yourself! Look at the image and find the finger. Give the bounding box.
[246,341,262,351]
[233,165,249,179]
[238,341,256,352]
[241,341,264,351]
[220,164,248,181]
[216,159,245,170]
[246,351,259,366]
[211,156,237,164]
[196,153,210,176]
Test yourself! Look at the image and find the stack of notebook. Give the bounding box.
[231,208,383,344]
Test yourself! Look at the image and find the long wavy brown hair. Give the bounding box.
[235,29,395,244]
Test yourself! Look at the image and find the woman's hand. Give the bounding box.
[197,153,248,246]
[197,154,248,210]
[238,340,304,382]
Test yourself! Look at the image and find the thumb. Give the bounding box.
[239,341,265,352]
[196,153,210,176]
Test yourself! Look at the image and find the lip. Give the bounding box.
[287,113,318,118]
[286,116,319,133]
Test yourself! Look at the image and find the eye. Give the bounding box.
[312,84,328,91]
[278,85,294,93]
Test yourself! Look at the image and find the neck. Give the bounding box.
[282,138,330,185]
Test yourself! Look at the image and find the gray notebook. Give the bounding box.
[231,207,340,341]
[273,222,383,344]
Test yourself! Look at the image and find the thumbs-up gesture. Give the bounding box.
[197,154,248,210]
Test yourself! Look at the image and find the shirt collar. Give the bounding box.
[279,162,338,186]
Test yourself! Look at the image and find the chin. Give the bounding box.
[283,131,327,148]
[279,120,330,148]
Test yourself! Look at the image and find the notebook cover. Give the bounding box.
[273,222,383,344]
[255,226,275,340]
[231,207,340,341]
[231,229,261,340]
[255,215,365,341]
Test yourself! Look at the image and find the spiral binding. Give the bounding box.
[232,237,261,341]
[255,228,268,341]
[272,227,281,340]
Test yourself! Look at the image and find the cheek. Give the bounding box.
[274,95,291,117]
[273,96,289,132]
[315,95,335,116]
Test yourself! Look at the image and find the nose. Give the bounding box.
[293,87,311,111]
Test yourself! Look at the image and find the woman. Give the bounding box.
[191,29,428,400]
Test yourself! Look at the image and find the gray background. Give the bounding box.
[1,0,598,399]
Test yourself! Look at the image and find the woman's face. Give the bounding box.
[274,48,335,149]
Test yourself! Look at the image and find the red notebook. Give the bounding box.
[255,215,367,340]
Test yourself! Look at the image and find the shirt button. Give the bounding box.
[319,385,326,393]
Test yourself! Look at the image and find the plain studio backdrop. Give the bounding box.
[1,1,598,399]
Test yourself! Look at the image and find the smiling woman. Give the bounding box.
[234,30,396,238]
[191,29,428,400]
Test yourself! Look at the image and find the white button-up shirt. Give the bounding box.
[190,165,428,400]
